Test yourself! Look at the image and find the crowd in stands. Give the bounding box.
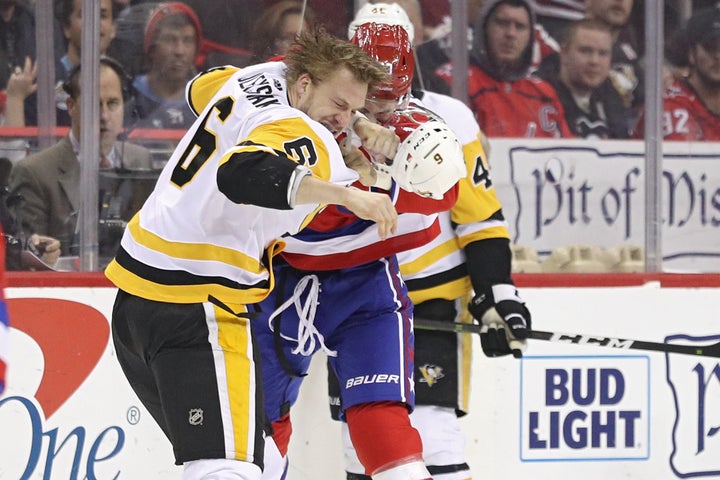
[0,0,717,270]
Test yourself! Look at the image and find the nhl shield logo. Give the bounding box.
[189,408,204,426]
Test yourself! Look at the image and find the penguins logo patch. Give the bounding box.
[419,364,445,387]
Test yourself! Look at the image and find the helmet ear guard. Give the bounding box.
[375,121,466,200]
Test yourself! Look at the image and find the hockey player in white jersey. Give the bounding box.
[106,28,400,480]
[328,5,534,480]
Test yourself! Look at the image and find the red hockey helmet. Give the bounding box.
[350,23,415,108]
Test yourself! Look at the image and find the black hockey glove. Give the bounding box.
[468,284,531,358]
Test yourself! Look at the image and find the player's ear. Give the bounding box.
[297,73,311,94]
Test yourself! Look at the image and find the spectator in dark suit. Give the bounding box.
[10,56,152,263]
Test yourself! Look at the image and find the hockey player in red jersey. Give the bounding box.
[254,23,467,480]
[330,5,533,480]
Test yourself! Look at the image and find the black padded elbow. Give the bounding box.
[464,237,513,293]
[217,151,299,209]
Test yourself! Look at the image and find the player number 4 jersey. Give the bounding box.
[398,92,511,303]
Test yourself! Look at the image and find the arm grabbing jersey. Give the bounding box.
[344,108,465,204]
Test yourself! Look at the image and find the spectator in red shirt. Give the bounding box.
[633,6,720,141]
[435,0,572,138]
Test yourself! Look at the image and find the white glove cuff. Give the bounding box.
[372,165,393,190]
[287,166,312,208]
[491,283,523,303]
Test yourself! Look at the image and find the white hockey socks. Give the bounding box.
[183,458,261,480]
[371,457,432,480]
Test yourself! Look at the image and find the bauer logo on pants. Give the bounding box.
[519,355,650,461]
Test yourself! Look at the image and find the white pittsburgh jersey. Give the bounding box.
[398,91,510,304]
[105,63,358,309]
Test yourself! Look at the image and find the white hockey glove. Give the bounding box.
[468,284,532,358]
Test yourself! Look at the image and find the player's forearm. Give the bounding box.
[294,175,352,207]
[3,95,26,127]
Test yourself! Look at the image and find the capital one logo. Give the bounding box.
[667,334,720,478]
[0,297,114,479]
[4,298,109,417]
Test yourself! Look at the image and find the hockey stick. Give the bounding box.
[413,318,720,358]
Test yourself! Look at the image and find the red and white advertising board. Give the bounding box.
[1,273,719,479]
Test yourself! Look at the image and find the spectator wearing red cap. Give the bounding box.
[633,5,720,141]
[128,2,200,130]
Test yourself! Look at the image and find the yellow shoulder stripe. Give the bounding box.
[188,66,240,116]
